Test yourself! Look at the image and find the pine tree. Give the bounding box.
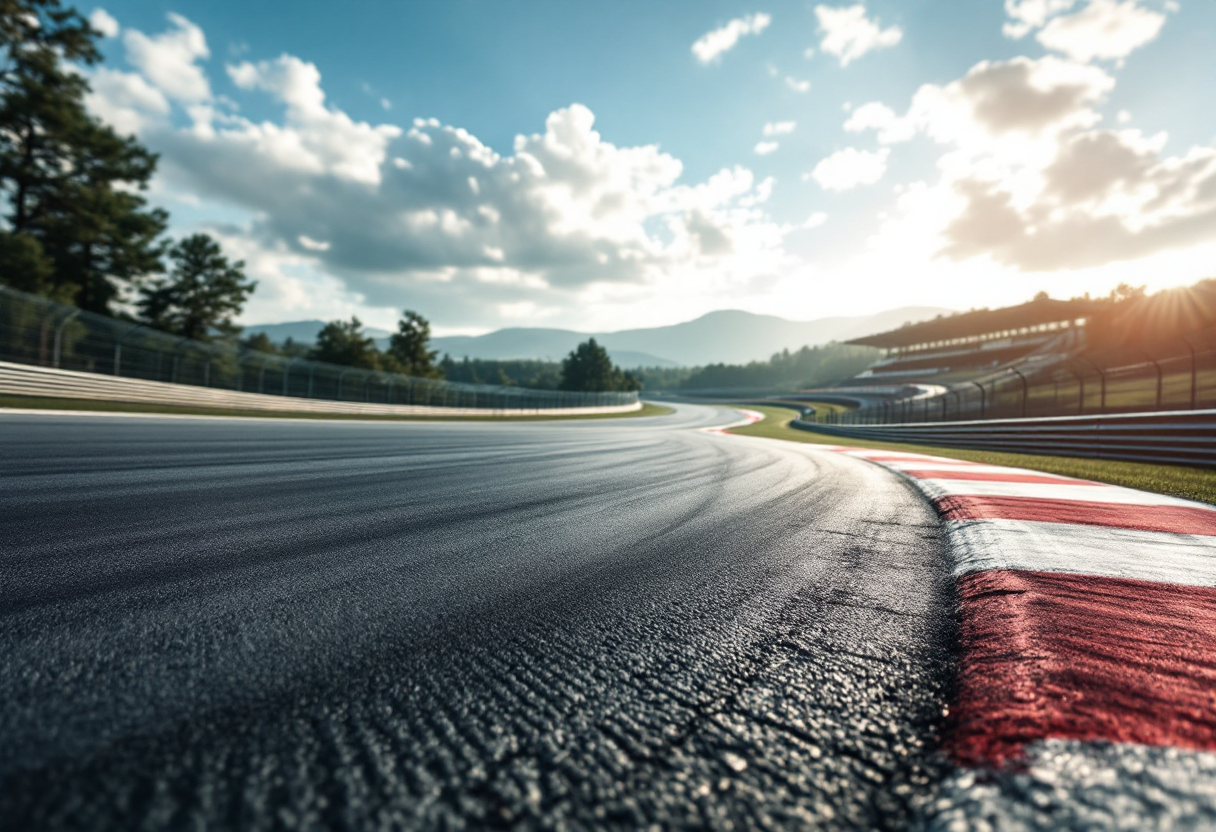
[0,0,166,311]
[311,317,381,369]
[138,234,255,341]
[559,338,639,392]
[385,309,441,378]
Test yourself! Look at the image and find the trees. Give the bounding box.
[559,338,639,392]
[138,234,255,341]
[0,0,166,312]
[311,317,381,369]
[385,309,441,378]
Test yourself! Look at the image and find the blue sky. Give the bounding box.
[85,1,1215,333]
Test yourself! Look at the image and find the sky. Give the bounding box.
[82,0,1216,335]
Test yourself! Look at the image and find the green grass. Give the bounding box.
[727,405,1216,506]
[767,398,854,415]
[0,394,674,423]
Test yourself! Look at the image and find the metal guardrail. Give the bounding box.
[791,409,1216,469]
[0,285,639,412]
[0,361,642,416]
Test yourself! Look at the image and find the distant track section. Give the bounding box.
[0,361,641,417]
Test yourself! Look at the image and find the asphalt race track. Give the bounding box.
[1,405,957,831]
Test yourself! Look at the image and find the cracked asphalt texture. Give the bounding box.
[1,404,956,831]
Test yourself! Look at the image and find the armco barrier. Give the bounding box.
[791,409,1216,468]
[0,361,642,417]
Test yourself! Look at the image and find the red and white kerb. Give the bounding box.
[826,446,1216,828]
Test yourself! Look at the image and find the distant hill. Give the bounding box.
[242,320,392,343]
[427,307,951,367]
[244,306,951,368]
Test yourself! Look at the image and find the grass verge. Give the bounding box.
[728,405,1216,506]
[0,394,673,423]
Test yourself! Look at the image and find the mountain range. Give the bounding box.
[244,306,952,368]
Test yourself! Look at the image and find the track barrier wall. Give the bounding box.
[792,410,1216,468]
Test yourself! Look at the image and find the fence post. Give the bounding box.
[1076,357,1106,413]
[1181,335,1197,409]
[171,342,190,385]
[1009,367,1028,418]
[283,358,297,397]
[1139,350,1163,410]
[971,381,986,419]
[52,309,80,369]
[113,323,144,377]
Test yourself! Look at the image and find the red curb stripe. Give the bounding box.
[902,469,1099,485]
[935,494,1216,536]
[857,454,976,464]
[946,569,1216,767]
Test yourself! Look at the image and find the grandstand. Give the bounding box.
[845,297,1107,383]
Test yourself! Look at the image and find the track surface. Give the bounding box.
[1,405,956,831]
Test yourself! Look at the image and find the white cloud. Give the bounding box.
[844,101,914,143]
[763,121,797,136]
[380,97,392,110]
[811,147,890,190]
[122,13,211,103]
[1003,0,1168,62]
[298,235,330,251]
[842,51,1216,275]
[754,141,780,155]
[85,67,170,134]
[1036,0,1167,62]
[848,57,1114,150]
[84,14,790,330]
[89,8,119,38]
[814,4,902,67]
[691,13,772,64]
[785,76,811,93]
[804,211,828,228]
[1003,0,1079,39]
[223,55,403,185]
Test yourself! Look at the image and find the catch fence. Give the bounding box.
[0,286,638,411]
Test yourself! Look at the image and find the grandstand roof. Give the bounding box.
[846,298,1108,349]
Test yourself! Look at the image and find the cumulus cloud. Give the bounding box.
[804,211,828,228]
[848,57,1113,148]
[811,147,890,190]
[847,53,1216,273]
[754,140,779,155]
[691,13,772,64]
[85,67,169,134]
[122,13,211,103]
[814,4,902,66]
[763,120,797,136]
[1004,0,1168,63]
[221,54,403,185]
[784,76,811,93]
[1003,0,1079,39]
[1036,0,1167,62]
[89,8,119,37]
[84,15,789,328]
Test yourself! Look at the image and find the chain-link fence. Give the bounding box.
[0,286,638,411]
[813,330,1216,425]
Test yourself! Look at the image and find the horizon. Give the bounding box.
[247,301,957,336]
[84,1,1215,336]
